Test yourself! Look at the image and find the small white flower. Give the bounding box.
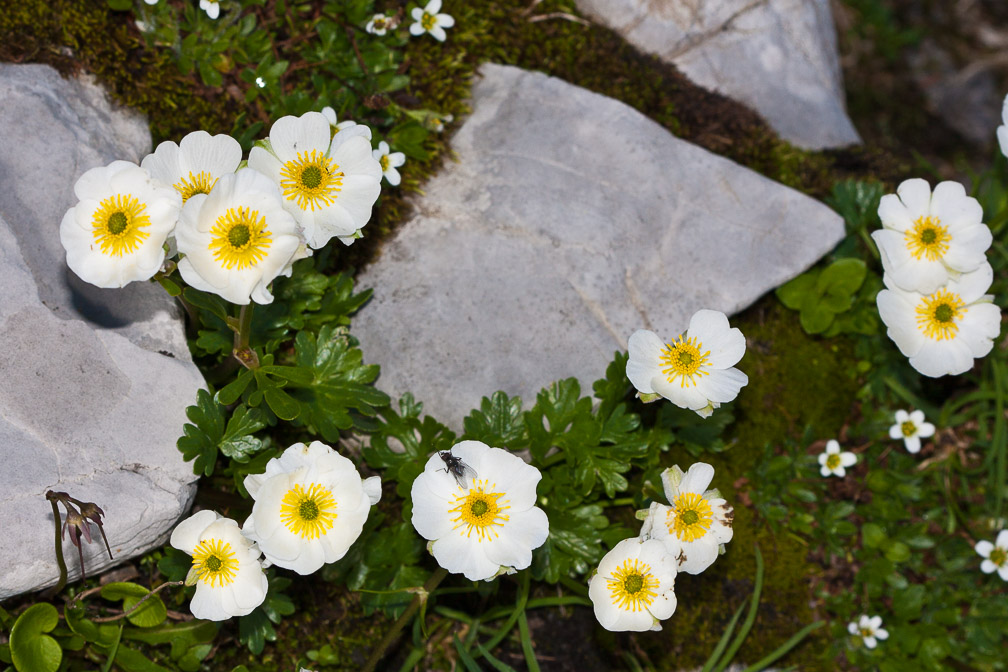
[626,309,748,418]
[872,178,991,294]
[242,441,381,575]
[429,115,452,133]
[175,168,303,305]
[255,77,266,88]
[411,441,549,581]
[318,106,373,150]
[818,440,856,477]
[199,0,220,20]
[998,93,1008,159]
[141,130,242,205]
[975,530,1008,581]
[847,614,889,649]
[588,538,677,632]
[876,262,1001,377]
[169,510,267,621]
[409,0,455,42]
[247,111,382,249]
[365,13,394,35]
[888,409,935,454]
[373,141,406,186]
[59,160,181,288]
[143,0,158,5]
[639,463,733,575]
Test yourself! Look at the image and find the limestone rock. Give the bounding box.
[353,64,844,427]
[573,0,861,150]
[0,64,203,599]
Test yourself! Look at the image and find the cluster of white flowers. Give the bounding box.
[363,2,454,42]
[170,441,380,620]
[588,463,733,631]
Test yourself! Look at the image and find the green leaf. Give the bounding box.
[798,302,835,334]
[219,405,266,462]
[155,275,183,297]
[775,272,817,310]
[106,0,132,10]
[817,258,867,300]
[177,389,226,476]
[100,582,167,628]
[238,609,276,655]
[882,539,911,563]
[64,604,119,651]
[216,369,254,406]
[9,603,61,672]
[462,392,526,447]
[861,522,887,548]
[114,645,172,672]
[263,386,300,421]
[182,287,229,322]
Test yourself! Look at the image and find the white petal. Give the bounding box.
[431,528,499,580]
[170,510,220,553]
[877,193,913,231]
[996,530,1008,548]
[903,435,921,454]
[678,463,714,495]
[909,338,975,378]
[652,376,708,411]
[693,367,747,404]
[840,452,857,467]
[626,330,666,394]
[896,178,933,221]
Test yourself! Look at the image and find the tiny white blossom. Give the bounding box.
[998,93,1008,159]
[143,0,158,5]
[255,77,266,88]
[975,530,1008,581]
[410,0,454,42]
[588,538,677,632]
[365,13,394,35]
[818,440,856,477]
[199,0,220,20]
[847,614,889,649]
[888,409,935,454]
[319,106,373,150]
[373,141,406,186]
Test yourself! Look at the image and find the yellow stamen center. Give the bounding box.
[191,538,239,588]
[279,149,343,211]
[91,194,151,256]
[421,12,436,30]
[379,155,389,172]
[173,171,218,203]
[606,558,659,612]
[901,421,917,437]
[280,483,338,539]
[825,453,841,470]
[449,479,510,542]
[667,492,713,542]
[659,335,710,388]
[991,548,1007,567]
[207,206,272,270]
[860,627,874,638]
[915,288,964,341]
[904,216,950,261]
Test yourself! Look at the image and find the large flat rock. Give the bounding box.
[354,64,844,426]
[0,64,203,599]
[574,0,861,150]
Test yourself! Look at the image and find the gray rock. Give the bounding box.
[0,64,203,599]
[573,0,861,150]
[354,64,844,427]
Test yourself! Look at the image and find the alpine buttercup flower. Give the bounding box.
[373,141,406,186]
[410,0,454,42]
[141,131,242,204]
[588,538,677,632]
[888,409,935,454]
[365,13,394,35]
[975,530,1008,581]
[818,440,856,477]
[847,615,889,649]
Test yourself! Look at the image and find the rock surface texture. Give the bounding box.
[354,64,845,427]
[0,64,203,599]
[574,0,861,150]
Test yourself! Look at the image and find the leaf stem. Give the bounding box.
[362,567,448,672]
[232,303,260,369]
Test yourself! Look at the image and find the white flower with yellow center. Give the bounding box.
[588,538,677,632]
[141,131,242,205]
[975,530,1008,581]
[169,510,267,621]
[847,615,889,649]
[818,440,856,477]
[242,441,381,575]
[888,409,935,454]
[998,93,1008,159]
[872,178,991,294]
[638,463,733,575]
[175,168,303,305]
[876,262,1001,377]
[626,309,748,418]
[365,13,394,35]
[410,441,549,581]
[373,141,406,186]
[409,0,455,42]
[248,111,381,249]
[59,160,181,288]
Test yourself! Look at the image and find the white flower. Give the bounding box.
[175,168,303,305]
[409,0,455,42]
[199,0,219,19]
[373,141,406,186]
[588,538,677,632]
[365,13,394,35]
[242,441,381,575]
[975,530,1008,581]
[876,262,1001,377]
[872,178,991,294]
[429,114,452,133]
[638,463,733,575]
[59,160,181,288]
[143,0,158,4]
[255,77,266,88]
[247,111,382,249]
[410,441,549,581]
[998,93,1008,159]
[318,107,373,150]
[141,130,242,205]
[818,440,856,477]
[169,510,267,621]
[847,614,889,649]
[626,309,748,418]
[888,409,935,454]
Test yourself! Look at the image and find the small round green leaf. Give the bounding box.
[100,582,168,628]
[9,603,62,672]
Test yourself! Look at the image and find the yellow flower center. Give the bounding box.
[173,171,218,203]
[379,155,389,171]
[449,479,510,542]
[606,558,659,612]
[207,206,272,270]
[825,453,841,470]
[659,335,710,388]
[91,194,151,256]
[915,288,964,341]
[279,149,343,211]
[667,492,713,542]
[421,11,436,30]
[991,548,1007,567]
[860,627,874,638]
[901,421,917,437]
[373,17,387,29]
[280,483,338,539]
[904,216,950,262]
[191,538,239,588]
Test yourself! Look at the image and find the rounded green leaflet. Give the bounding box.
[9,603,62,672]
[100,582,168,628]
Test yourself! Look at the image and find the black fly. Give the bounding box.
[439,451,477,490]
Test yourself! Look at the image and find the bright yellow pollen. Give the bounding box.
[915,288,964,341]
[667,492,714,542]
[207,206,272,270]
[991,548,1008,567]
[606,558,659,612]
[379,155,389,172]
[449,479,510,542]
[191,538,239,588]
[173,171,218,203]
[279,149,343,211]
[901,421,917,437]
[825,453,841,470]
[280,483,338,540]
[659,335,711,388]
[91,194,151,256]
[421,11,437,30]
[904,216,950,261]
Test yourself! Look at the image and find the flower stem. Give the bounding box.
[361,567,448,672]
[46,492,68,594]
[232,303,259,369]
